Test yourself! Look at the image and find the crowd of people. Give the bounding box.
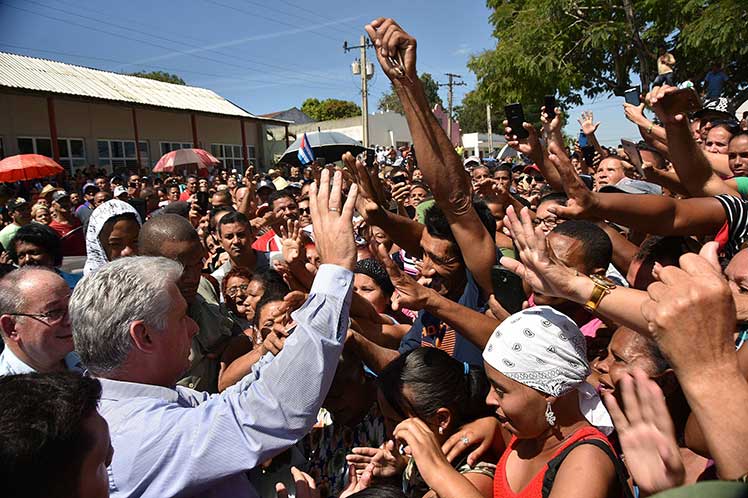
[1,17,747,498]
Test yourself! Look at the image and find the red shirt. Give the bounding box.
[49,219,86,256]
[179,190,194,202]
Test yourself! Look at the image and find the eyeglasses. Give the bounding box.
[533,217,558,229]
[299,207,311,215]
[7,308,68,323]
[529,175,545,183]
[226,284,249,298]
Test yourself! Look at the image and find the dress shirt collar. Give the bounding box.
[0,347,81,375]
[98,377,181,404]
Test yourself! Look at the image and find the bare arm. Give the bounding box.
[347,330,399,374]
[366,19,495,296]
[647,86,738,198]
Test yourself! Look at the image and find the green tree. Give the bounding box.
[301,98,361,121]
[454,89,504,134]
[470,0,748,113]
[128,71,186,85]
[378,73,444,114]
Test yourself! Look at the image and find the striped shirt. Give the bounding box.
[714,194,748,259]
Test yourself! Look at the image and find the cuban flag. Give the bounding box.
[297,133,315,165]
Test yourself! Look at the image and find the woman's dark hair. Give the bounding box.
[8,223,63,267]
[221,266,253,299]
[355,258,395,296]
[250,268,290,298]
[378,348,491,429]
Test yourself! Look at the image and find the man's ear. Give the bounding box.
[0,315,19,342]
[129,321,157,354]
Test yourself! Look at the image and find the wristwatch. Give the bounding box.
[583,274,617,313]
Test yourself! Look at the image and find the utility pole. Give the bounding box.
[344,36,374,147]
[439,73,466,145]
[486,103,493,155]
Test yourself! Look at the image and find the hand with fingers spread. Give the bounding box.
[309,168,358,271]
[504,119,544,166]
[640,241,736,379]
[279,219,306,266]
[603,369,685,495]
[500,205,586,301]
[365,18,417,84]
[441,416,503,467]
[346,440,406,480]
[578,110,601,136]
[377,244,436,311]
[546,142,600,220]
[275,466,320,498]
[474,178,509,202]
[342,152,388,223]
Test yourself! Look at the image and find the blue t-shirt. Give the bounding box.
[398,269,487,366]
[704,71,728,99]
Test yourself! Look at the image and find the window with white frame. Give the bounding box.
[160,141,193,156]
[211,143,255,171]
[97,139,149,171]
[17,136,86,172]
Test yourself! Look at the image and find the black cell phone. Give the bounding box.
[491,265,525,314]
[365,149,376,169]
[196,191,210,211]
[624,87,641,106]
[504,103,529,139]
[390,173,408,185]
[544,95,556,120]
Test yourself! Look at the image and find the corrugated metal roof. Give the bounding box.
[0,51,260,119]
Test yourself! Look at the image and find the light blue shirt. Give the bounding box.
[0,346,83,376]
[99,264,354,498]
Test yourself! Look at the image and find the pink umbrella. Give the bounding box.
[0,154,64,182]
[153,148,220,175]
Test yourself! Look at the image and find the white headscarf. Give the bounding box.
[483,306,614,435]
[83,200,142,276]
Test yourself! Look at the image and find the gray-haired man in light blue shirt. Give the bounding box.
[69,169,359,498]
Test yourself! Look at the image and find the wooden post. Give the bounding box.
[191,113,198,148]
[132,108,142,173]
[284,124,290,147]
[46,96,60,162]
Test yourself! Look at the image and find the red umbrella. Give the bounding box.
[0,154,65,182]
[153,148,220,176]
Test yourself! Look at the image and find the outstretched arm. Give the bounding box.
[546,142,727,236]
[366,18,495,296]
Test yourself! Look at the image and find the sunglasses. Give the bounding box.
[299,207,311,215]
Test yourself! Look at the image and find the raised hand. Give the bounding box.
[365,18,417,83]
[578,110,601,135]
[504,119,544,165]
[309,168,358,270]
[623,103,647,126]
[500,205,584,300]
[545,142,600,220]
[540,106,563,140]
[377,243,436,311]
[278,219,305,266]
[640,242,736,379]
[342,152,388,222]
[603,369,685,495]
[647,85,688,126]
[339,464,373,498]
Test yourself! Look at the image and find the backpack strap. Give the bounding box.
[541,438,634,498]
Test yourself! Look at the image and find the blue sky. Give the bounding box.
[0,0,639,145]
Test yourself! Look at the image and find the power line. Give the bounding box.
[240,0,364,40]
[16,0,350,87]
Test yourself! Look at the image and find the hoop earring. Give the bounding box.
[545,401,556,427]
